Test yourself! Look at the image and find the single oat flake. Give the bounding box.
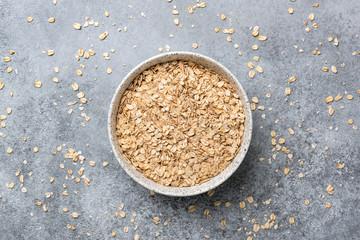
[116,61,246,187]
[73,23,82,30]
[99,31,109,40]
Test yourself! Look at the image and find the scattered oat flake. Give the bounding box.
[199,2,206,7]
[331,65,338,74]
[72,22,82,30]
[334,94,343,102]
[221,219,226,227]
[76,69,83,76]
[249,70,255,79]
[252,26,260,36]
[289,217,295,224]
[325,202,332,208]
[73,23,81,30]
[214,200,221,207]
[99,31,109,40]
[6,147,13,154]
[256,66,263,73]
[325,96,334,103]
[288,76,296,83]
[188,205,196,212]
[188,6,194,14]
[48,17,55,23]
[107,67,113,74]
[247,62,255,69]
[258,35,267,41]
[72,83,79,91]
[27,17,34,22]
[288,128,294,135]
[253,223,260,232]
[250,103,256,111]
[47,50,55,56]
[192,43,198,49]
[207,189,215,197]
[288,7,294,14]
[326,185,334,195]
[7,182,15,189]
[337,163,344,169]
[346,95,354,100]
[309,13,315,21]
[252,97,259,103]
[152,216,160,224]
[221,14,226,20]
[285,87,291,95]
[34,81,42,88]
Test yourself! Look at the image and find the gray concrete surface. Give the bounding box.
[0,0,359,239]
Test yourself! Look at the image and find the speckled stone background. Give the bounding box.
[0,0,359,239]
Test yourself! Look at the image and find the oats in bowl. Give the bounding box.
[116,60,246,187]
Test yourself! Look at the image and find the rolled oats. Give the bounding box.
[116,61,246,187]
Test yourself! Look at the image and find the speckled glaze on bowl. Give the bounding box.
[108,52,252,197]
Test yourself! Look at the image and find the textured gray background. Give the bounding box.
[0,0,359,239]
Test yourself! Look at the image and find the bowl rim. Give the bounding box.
[108,51,252,197]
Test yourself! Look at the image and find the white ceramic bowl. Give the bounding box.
[108,52,252,197]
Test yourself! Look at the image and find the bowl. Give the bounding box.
[108,52,252,197]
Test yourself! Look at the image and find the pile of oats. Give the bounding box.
[116,61,246,187]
